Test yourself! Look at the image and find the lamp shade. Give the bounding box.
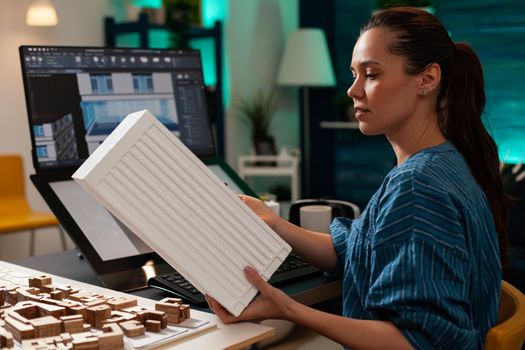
[277,29,336,87]
[26,0,59,27]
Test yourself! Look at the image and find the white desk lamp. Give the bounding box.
[277,28,336,198]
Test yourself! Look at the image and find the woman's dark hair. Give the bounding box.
[362,7,509,263]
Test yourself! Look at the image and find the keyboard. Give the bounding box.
[148,253,321,305]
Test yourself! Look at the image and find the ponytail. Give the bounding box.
[443,43,509,263]
[363,8,509,263]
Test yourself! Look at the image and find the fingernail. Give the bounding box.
[244,266,255,276]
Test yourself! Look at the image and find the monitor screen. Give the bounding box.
[20,46,215,173]
[50,179,154,261]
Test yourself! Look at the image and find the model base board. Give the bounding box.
[0,265,213,350]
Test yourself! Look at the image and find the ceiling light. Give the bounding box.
[26,0,59,27]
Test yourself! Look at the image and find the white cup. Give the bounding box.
[265,200,280,216]
[300,205,332,233]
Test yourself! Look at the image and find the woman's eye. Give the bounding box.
[365,73,378,79]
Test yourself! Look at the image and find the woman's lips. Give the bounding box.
[354,107,370,120]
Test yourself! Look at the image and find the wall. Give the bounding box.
[225,0,299,171]
[436,0,525,163]
[0,0,112,260]
[330,0,525,208]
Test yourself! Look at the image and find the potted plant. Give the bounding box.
[234,90,278,156]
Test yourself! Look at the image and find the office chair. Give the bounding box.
[485,280,525,350]
[288,198,361,226]
[0,154,66,256]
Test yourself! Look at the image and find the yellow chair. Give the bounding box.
[486,280,525,350]
[0,154,66,256]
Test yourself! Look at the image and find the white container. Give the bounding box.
[300,205,332,234]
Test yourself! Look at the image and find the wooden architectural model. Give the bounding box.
[155,298,190,324]
[0,275,191,349]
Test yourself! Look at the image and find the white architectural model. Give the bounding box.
[72,109,291,316]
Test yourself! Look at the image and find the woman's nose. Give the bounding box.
[347,81,363,100]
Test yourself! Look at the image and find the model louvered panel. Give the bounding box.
[73,109,291,316]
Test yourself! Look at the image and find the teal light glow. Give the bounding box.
[115,0,229,105]
[201,0,229,105]
[437,1,525,165]
[115,33,141,48]
[483,58,525,165]
[202,0,227,27]
[131,0,162,8]
[189,38,217,86]
[148,29,170,49]
[499,139,525,164]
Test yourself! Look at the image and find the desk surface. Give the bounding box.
[2,258,271,350]
[11,250,342,349]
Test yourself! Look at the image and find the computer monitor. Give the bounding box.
[19,45,215,174]
[21,46,256,292]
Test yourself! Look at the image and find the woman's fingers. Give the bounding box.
[205,294,213,311]
[206,294,239,324]
[206,266,282,323]
[238,194,256,202]
[243,266,270,294]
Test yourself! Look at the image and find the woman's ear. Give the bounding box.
[419,63,441,96]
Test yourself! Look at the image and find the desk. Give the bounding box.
[12,250,342,348]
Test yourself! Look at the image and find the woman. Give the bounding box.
[207,7,508,349]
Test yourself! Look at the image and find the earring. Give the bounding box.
[419,90,427,96]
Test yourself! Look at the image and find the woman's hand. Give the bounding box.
[206,266,297,324]
[239,195,281,231]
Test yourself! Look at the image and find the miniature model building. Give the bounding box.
[0,275,191,349]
